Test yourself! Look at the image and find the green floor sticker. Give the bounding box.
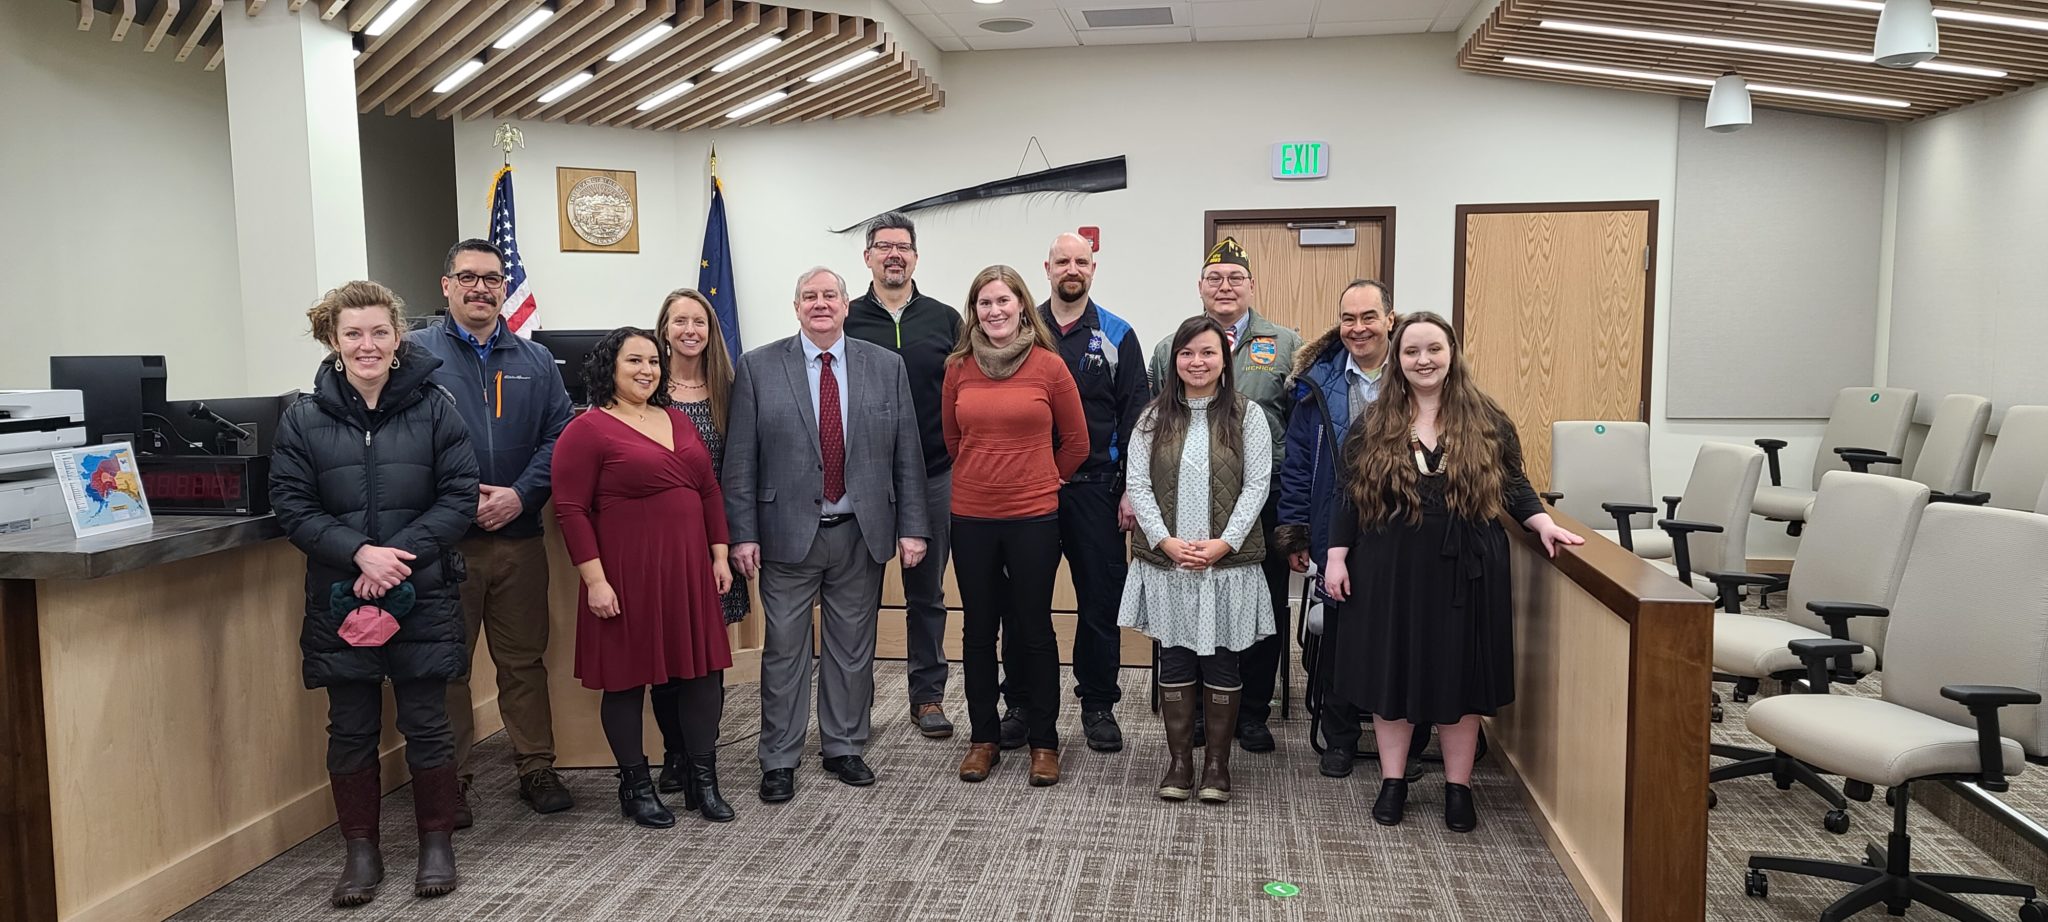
[1263,881,1300,898]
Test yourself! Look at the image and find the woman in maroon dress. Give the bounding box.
[552,327,735,827]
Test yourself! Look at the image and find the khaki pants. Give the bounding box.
[447,534,557,781]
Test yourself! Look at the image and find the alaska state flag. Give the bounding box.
[698,177,742,358]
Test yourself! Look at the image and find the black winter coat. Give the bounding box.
[270,344,481,688]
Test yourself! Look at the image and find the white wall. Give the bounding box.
[361,112,459,318]
[0,0,246,400]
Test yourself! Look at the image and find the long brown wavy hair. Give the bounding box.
[656,288,736,433]
[1141,316,1243,476]
[947,265,1054,366]
[1344,311,1509,526]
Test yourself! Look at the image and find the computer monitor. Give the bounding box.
[532,329,612,406]
[49,355,167,446]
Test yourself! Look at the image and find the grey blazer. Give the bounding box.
[723,334,929,565]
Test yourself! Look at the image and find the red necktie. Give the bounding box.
[819,352,845,503]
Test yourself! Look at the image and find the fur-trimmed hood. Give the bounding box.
[1289,324,1345,385]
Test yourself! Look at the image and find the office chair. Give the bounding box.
[1900,394,1993,492]
[1947,405,2048,512]
[1543,421,1671,559]
[1741,502,2048,922]
[1647,442,1764,597]
[1698,472,1930,832]
[1753,387,1917,537]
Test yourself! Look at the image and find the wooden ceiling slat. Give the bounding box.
[485,0,671,119]
[289,0,310,11]
[434,0,615,119]
[385,0,548,114]
[551,0,721,124]
[359,0,474,74]
[569,4,760,124]
[205,41,225,69]
[143,0,181,51]
[763,45,900,125]
[319,0,347,19]
[360,0,523,111]
[1482,36,1985,105]
[174,0,222,61]
[346,0,399,32]
[640,9,826,130]
[664,16,861,130]
[246,0,267,15]
[77,1,94,30]
[111,0,138,41]
[833,75,926,120]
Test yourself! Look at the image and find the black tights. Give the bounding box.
[1158,646,1242,688]
[599,673,723,768]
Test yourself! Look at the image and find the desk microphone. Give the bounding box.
[188,402,257,442]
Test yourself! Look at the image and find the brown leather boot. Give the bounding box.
[1157,683,1198,801]
[329,764,384,907]
[1028,747,1061,787]
[410,762,461,898]
[1198,686,1241,804]
[959,743,1000,782]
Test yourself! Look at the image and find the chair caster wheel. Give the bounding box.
[1844,780,1874,802]
[1708,788,1719,810]
[1711,705,1725,723]
[1824,810,1850,834]
[1731,691,1750,703]
[1745,869,1769,899]
[1884,787,1898,807]
[2020,898,2046,922]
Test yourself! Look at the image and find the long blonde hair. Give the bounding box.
[656,288,736,433]
[947,265,1054,366]
[1343,311,1509,526]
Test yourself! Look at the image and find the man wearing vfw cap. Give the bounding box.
[1146,237,1303,753]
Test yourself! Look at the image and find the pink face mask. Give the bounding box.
[338,605,401,647]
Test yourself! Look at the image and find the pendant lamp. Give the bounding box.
[1875,0,1940,67]
[1706,73,1753,132]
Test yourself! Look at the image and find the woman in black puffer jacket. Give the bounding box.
[270,280,479,908]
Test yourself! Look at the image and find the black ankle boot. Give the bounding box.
[687,752,735,823]
[1444,782,1478,833]
[657,752,687,795]
[617,762,676,828]
[332,838,383,907]
[1372,778,1409,826]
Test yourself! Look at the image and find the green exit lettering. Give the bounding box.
[1274,141,1329,179]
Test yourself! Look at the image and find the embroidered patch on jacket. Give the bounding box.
[1247,337,1278,366]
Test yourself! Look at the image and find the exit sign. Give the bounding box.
[1271,141,1330,180]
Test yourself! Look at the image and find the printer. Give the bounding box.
[0,390,86,533]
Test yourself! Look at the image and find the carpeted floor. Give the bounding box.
[173,663,1590,922]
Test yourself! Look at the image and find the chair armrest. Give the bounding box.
[1539,491,1563,505]
[1661,495,1683,518]
[1941,684,2044,792]
[1755,439,1787,486]
[1658,519,1723,535]
[1788,637,1866,693]
[1599,502,1655,552]
[1931,490,1991,506]
[1836,447,1903,473]
[1804,601,1887,678]
[1701,570,1777,613]
[1602,502,1655,517]
[1657,519,1722,586]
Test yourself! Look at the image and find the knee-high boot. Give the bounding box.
[1198,686,1241,804]
[329,764,384,907]
[1157,683,1198,801]
[410,762,461,898]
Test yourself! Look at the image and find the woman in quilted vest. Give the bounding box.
[1118,314,1274,804]
[270,280,480,906]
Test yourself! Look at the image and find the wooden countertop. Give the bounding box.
[0,515,283,581]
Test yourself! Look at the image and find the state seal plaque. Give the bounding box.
[557,167,640,253]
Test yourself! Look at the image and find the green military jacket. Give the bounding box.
[1148,308,1303,461]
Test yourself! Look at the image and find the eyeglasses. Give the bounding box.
[1201,272,1251,288]
[449,272,507,290]
[868,242,916,255]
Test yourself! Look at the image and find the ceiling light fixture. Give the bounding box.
[608,22,674,62]
[1537,18,2003,77]
[494,7,556,50]
[636,80,696,110]
[973,0,1003,5]
[537,70,596,104]
[712,36,783,73]
[727,90,789,119]
[806,49,881,83]
[432,58,486,94]
[1779,0,2048,34]
[1501,55,1912,108]
[1705,73,1753,131]
[363,0,419,36]
[1875,0,1940,66]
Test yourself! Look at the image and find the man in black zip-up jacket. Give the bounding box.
[410,239,577,824]
[844,212,964,738]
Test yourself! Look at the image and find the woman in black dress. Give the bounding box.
[1322,312,1581,833]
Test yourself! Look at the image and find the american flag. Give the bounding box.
[488,166,540,337]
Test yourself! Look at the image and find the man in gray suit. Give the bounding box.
[725,265,929,803]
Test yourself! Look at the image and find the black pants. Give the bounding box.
[1232,497,1292,726]
[599,674,723,768]
[326,678,454,775]
[1159,646,1241,688]
[1060,479,1127,710]
[955,516,1063,750]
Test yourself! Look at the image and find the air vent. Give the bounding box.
[1080,7,1175,28]
[979,18,1035,33]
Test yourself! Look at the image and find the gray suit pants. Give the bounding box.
[758,518,887,770]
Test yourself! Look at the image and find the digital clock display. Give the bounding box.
[136,455,269,516]
[143,470,243,501]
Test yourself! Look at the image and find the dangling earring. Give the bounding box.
[390,354,400,370]
[333,356,345,372]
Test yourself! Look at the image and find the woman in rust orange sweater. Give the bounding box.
[944,264,1089,787]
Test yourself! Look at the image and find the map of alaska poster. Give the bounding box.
[52,442,153,537]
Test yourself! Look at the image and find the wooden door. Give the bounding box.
[1455,203,1655,493]
[1207,208,1395,338]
